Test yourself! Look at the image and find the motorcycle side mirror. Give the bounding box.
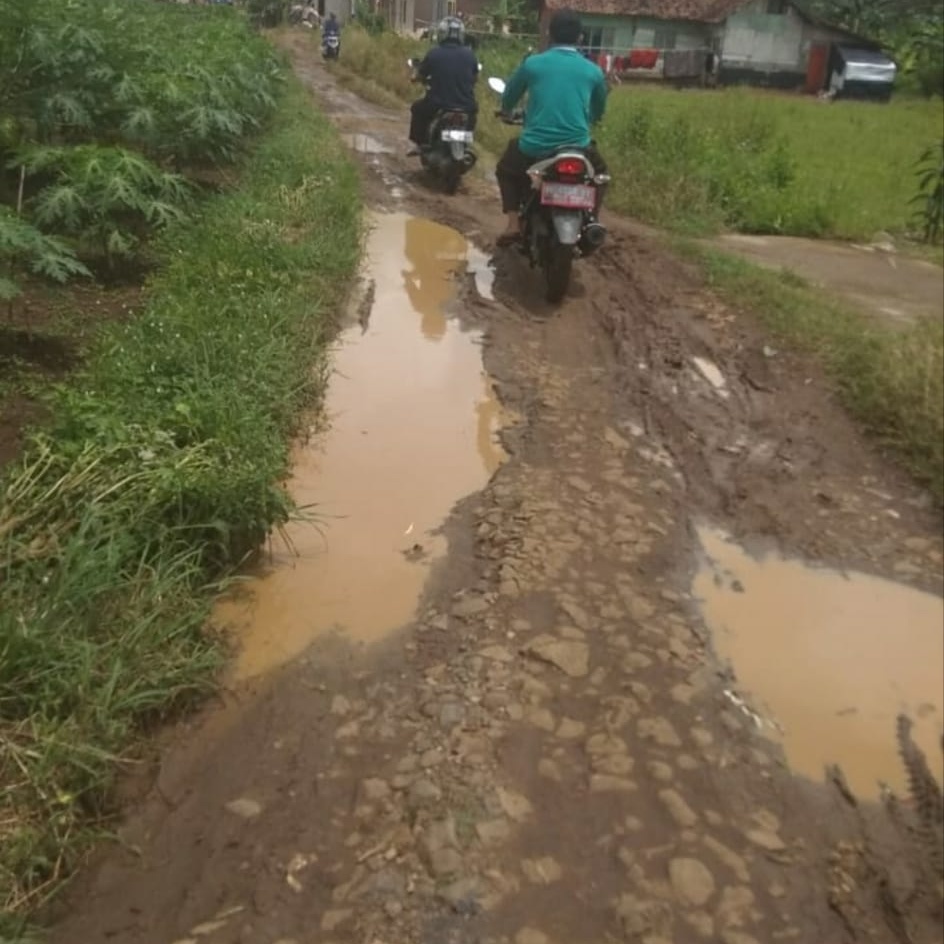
[487,77,506,94]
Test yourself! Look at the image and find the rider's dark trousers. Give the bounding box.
[409,95,478,145]
[496,137,608,214]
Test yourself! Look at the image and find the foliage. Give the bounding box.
[0,79,361,935]
[0,207,89,301]
[0,0,282,273]
[354,0,388,35]
[15,146,191,266]
[913,139,944,243]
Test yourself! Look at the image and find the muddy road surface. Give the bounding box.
[49,37,944,944]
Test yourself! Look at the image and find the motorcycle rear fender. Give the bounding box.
[449,141,466,161]
[551,210,583,246]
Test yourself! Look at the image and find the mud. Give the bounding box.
[47,32,944,944]
[220,212,503,679]
[695,525,944,798]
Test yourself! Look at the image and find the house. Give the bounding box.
[537,0,892,94]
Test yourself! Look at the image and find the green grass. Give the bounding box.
[681,243,944,499]
[334,28,943,244]
[0,77,361,934]
[599,87,944,241]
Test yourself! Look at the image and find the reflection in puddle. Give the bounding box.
[694,526,944,798]
[220,213,504,680]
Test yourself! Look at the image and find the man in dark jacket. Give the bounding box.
[409,16,479,151]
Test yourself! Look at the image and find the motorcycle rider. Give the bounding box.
[322,11,340,50]
[495,9,608,245]
[408,16,479,154]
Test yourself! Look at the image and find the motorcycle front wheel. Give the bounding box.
[542,235,573,303]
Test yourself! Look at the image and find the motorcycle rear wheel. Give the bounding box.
[543,236,573,303]
[443,166,461,195]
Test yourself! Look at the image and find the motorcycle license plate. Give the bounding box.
[540,182,595,209]
[441,129,473,143]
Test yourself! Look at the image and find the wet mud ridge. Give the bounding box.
[48,34,943,944]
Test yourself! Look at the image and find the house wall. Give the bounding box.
[720,0,806,83]
[323,0,355,23]
[573,13,710,53]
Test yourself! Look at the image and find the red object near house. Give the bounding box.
[628,48,658,69]
[806,42,828,92]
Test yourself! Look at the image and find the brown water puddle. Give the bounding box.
[220,213,503,680]
[694,526,944,799]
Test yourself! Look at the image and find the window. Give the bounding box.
[766,0,788,13]
[584,26,615,55]
[653,25,676,50]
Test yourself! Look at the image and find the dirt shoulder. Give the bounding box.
[46,36,944,944]
[714,232,944,328]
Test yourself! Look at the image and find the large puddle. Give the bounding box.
[220,213,502,680]
[694,527,944,798]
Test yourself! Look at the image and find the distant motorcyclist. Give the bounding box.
[495,9,608,244]
[322,11,340,38]
[408,16,479,153]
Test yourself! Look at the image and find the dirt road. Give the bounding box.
[48,38,944,944]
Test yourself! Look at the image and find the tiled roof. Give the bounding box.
[542,0,752,23]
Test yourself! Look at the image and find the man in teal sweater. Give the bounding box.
[496,9,608,244]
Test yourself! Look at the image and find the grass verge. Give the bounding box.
[680,243,943,501]
[0,76,361,935]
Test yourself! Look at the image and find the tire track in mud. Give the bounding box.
[47,34,943,944]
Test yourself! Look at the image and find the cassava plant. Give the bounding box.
[0,205,90,304]
[16,146,192,268]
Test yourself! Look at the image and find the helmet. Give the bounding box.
[437,15,465,44]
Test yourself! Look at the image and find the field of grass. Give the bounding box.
[0,76,361,937]
[599,86,944,241]
[334,27,943,243]
[680,243,943,499]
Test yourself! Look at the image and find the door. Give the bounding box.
[806,42,828,92]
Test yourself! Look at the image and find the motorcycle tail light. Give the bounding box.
[554,157,585,177]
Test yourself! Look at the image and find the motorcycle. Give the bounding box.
[487,76,608,303]
[322,33,340,59]
[406,58,480,195]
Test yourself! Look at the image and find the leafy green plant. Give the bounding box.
[913,138,944,243]
[0,79,361,933]
[16,146,191,266]
[0,206,89,302]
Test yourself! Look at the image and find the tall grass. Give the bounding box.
[334,27,944,242]
[0,78,361,934]
[600,87,944,240]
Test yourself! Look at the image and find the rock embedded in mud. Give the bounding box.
[669,857,716,906]
[658,789,698,828]
[498,787,533,822]
[452,594,490,618]
[638,717,683,748]
[224,798,263,820]
[525,636,590,678]
[522,856,563,885]
[744,828,786,853]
